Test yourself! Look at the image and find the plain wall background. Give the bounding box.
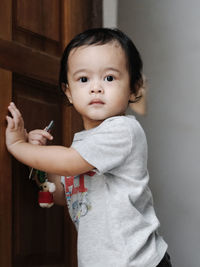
[117,1,200,266]
[103,0,118,27]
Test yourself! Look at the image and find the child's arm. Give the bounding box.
[6,102,94,176]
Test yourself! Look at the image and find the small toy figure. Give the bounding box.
[36,170,56,208]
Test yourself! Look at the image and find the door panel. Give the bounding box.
[0,0,102,266]
[0,39,59,84]
[15,0,60,41]
[12,74,67,267]
[13,0,61,56]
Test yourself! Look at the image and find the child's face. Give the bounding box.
[65,42,133,129]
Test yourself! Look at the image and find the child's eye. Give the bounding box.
[79,77,88,83]
[105,75,114,82]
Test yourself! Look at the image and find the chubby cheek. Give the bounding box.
[70,92,87,114]
[116,99,129,113]
[111,90,130,110]
[70,89,85,104]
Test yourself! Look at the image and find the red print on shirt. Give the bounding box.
[64,171,95,200]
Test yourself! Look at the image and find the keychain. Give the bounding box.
[36,170,56,208]
[29,120,54,180]
[29,120,56,208]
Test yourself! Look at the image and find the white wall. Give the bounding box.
[118,1,200,266]
[103,0,118,27]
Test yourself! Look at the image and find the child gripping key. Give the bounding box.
[5,28,172,267]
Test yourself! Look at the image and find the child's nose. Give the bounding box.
[90,82,104,94]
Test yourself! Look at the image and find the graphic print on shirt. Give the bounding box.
[64,171,95,227]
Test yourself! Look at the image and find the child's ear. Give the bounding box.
[129,93,137,103]
[61,82,67,93]
[61,83,73,104]
[129,79,148,116]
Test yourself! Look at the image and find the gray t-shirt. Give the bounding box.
[61,115,167,267]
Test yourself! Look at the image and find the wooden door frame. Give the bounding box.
[0,1,12,266]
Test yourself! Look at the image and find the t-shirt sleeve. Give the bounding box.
[72,118,134,174]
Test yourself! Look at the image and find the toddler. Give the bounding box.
[6,28,172,267]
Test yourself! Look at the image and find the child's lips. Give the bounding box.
[89,99,105,105]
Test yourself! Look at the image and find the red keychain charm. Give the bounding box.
[36,170,56,208]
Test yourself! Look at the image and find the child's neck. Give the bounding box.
[83,114,126,130]
[83,119,104,130]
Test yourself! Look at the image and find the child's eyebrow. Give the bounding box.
[72,69,88,77]
[104,67,121,73]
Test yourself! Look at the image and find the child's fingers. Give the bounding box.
[11,102,22,117]
[6,115,15,129]
[8,103,18,117]
[8,102,24,129]
[29,134,47,145]
[29,139,43,145]
[41,130,53,140]
[28,130,53,145]
[29,130,53,140]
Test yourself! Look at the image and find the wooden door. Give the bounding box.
[0,1,102,266]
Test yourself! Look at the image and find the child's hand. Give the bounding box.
[5,102,27,151]
[28,129,53,145]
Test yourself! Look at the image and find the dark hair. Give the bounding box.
[59,28,143,102]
